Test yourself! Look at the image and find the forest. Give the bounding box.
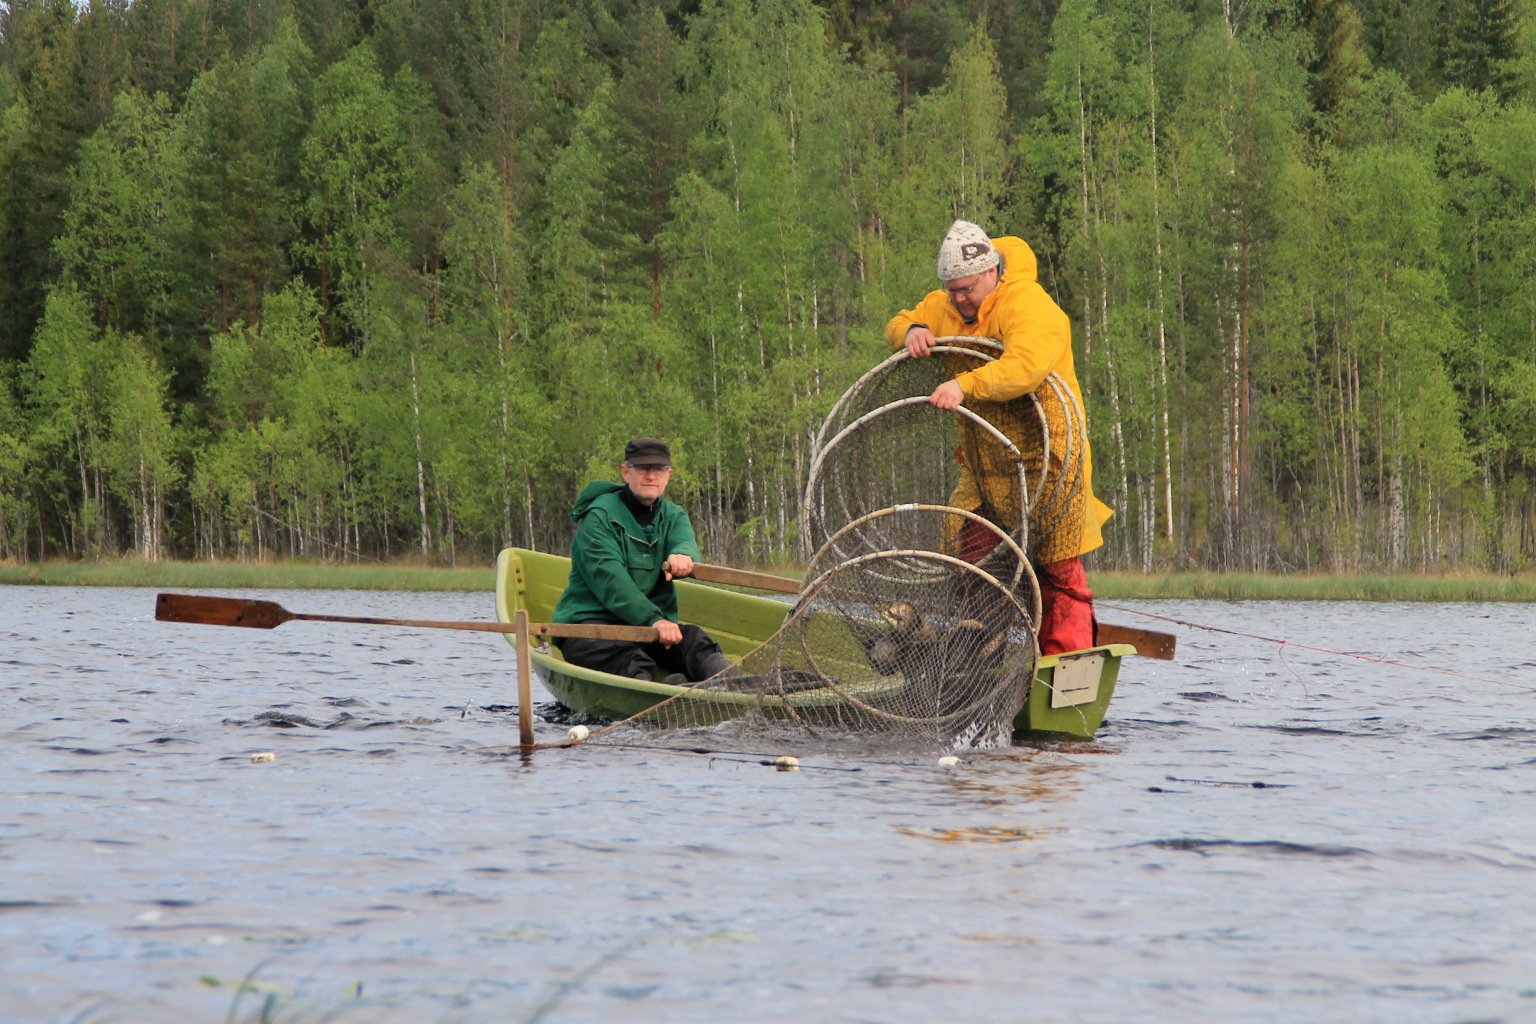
[2,0,1535,573]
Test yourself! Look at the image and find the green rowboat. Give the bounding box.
[495,546,1134,741]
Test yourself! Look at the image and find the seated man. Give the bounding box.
[551,438,733,683]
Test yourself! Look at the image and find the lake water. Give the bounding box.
[2,586,1534,1023]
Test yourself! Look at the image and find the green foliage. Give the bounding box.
[1358,0,1445,97]
[23,286,120,554]
[0,0,123,361]
[2,0,1535,572]
[177,18,315,336]
[100,336,182,559]
[0,362,30,559]
[298,42,411,351]
[1303,0,1370,125]
[54,89,190,344]
[904,26,1010,238]
[1440,0,1521,98]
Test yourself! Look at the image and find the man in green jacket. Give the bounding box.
[552,438,733,683]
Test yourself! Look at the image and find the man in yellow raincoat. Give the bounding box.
[884,219,1113,653]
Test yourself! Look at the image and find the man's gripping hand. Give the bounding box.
[652,618,683,646]
[663,553,695,581]
[903,324,936,358]
[929,379,964,410]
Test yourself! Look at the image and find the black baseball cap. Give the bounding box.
[624,438,671,468]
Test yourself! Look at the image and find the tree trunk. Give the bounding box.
[410,351,431,560]
[1149,0,1174,551]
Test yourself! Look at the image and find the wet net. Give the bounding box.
[579,337,1091,754]
[626,549,1036,752]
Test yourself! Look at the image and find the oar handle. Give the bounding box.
[687,562,800,594]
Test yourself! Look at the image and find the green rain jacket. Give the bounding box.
[551,480,702,627]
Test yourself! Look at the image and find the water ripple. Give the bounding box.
[3,587,1534,1023]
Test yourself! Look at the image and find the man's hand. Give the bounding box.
[904,324,936,358]
[663,553,695,581]
[928,379,964,410]
[653,618,683,646]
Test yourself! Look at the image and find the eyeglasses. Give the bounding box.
[944,268,997,301]
[625,463,671,475]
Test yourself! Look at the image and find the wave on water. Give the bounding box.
[1135,837,1371,858]
[1247,723,1354,736]
[220,708,443,730]
[1444,726,1536,742]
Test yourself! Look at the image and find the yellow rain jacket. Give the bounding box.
[884,235,1113,562]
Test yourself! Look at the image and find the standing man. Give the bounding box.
[552,438,733,682]
[884,219,1114,654]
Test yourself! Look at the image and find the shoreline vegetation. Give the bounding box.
[6,6,1536,580]
[3,558,1535,602]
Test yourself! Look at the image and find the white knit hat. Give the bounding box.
[936,219,1000,281]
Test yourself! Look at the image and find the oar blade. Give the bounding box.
[1097,622,1177,660]
[155,593,293,630]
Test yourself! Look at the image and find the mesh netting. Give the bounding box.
[811,339,1002,458]
[956,370,1089,565]
[578,337,1093,754]
[801,398,1031,559]
[803,504,1041,628]
[592,551,1034,753]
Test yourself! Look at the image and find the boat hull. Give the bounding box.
[495,547,1132,741]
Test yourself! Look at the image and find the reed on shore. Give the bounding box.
[4,558,1535,601]
[1090,570,1536,603]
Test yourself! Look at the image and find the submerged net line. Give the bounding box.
[584,337,1092,753]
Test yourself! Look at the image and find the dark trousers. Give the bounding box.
[557,624,729,682]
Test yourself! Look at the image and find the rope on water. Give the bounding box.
[1098,602,1536,693]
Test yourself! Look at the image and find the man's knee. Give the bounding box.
[560,638,658,681]
[678,625,732,681]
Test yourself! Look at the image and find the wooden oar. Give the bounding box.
[153,593,658,642]
[1095,621,1176,660]
[687,564,1177,659]
[687,562,800,594]
[155,593,663,751]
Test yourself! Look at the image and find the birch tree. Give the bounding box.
[23,287,115,555]
[101,337,181,560]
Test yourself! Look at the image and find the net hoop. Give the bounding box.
[811,338,1003,458]
[801,396,1032,557]
[805,502,1042,627]
[1024,372,1087,551]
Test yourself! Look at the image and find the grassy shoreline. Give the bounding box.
[1089,570,1536,602]
[3,557,1535,601]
